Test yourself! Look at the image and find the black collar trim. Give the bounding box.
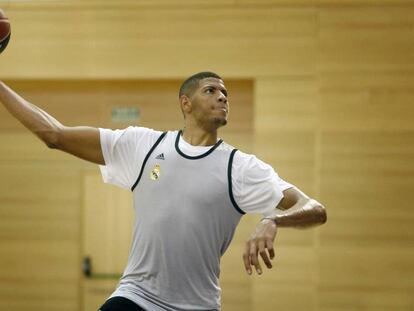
[175,130,223,160]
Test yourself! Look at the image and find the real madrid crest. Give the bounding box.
[150,164,161,181]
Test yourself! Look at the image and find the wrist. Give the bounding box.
[261,216,279,226]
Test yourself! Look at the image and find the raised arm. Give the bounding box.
[0,81,105,165]
[243,187,327,275]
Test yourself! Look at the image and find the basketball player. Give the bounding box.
[0,72,326,311]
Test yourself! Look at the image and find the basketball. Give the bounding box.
[0,9,11,54]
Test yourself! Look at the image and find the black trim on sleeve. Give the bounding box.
[175,130,223,160]
[228,149,246,215]
[131,131,167,192]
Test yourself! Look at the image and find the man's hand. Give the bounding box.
[243,218,277,275]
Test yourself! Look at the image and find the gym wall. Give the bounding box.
[0,1,413,310]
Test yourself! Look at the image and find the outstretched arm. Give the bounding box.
[242,187,327,275]
[0,81,105,165]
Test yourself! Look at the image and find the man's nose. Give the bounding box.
[218,93,227,103]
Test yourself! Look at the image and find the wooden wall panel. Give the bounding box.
[319,7,414,73]
[320,249,414,311]
[0,7,317,78]
[255,77,319,131]
[82,171,133,311]
[83,172,133,275]
[255,77,319,195]
[0,163,81,311]
[253,246,318,311]
[220,216,254,311]
[0,132,83,163]
[318,6,414,311]
[0,1,413,311]
[320,90,414,132]
[318,131,414,310]
[254,77,320,311]
[320,132,414,246]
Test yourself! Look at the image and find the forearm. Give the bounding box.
[266,199,327,228]
[0,81,63,146]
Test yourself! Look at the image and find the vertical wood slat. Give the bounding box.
[254,76,320,311]
[317,6,414,311]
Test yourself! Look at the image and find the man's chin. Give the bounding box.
[214,117,227,128]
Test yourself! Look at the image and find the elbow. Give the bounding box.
[46,140,59,149]
[317,203,327,225]
[309,199,327,225]
[39,128,61,149]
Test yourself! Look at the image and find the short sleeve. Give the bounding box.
[99,126,163,189]
[232,151,293,215]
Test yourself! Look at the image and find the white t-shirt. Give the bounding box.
[99,126,293,215]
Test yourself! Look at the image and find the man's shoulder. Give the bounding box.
[218,142,260,164]
[218,143,256,160]
[122,126,165,140]
[227,147,271,171]
[100,126,165,147]
[218,141,236,153]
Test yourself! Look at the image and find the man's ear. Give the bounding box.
[180,95,192,115]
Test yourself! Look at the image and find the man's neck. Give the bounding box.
[181,126,218,146]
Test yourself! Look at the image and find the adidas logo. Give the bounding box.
[155,153,165,160]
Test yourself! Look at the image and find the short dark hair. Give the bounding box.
[179,71,222,98]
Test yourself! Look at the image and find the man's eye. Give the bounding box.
[206,88,214,93]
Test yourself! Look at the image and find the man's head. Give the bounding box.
[179,72,229,132]
[179,72,222,98]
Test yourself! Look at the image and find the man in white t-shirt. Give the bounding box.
[0,72,326,311]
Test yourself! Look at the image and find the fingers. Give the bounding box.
[243,218,277,276]
[249,240,262,275]
[266,238,275,260]
[259,239,272,269]
[243,242,252,275]
[243,238,275,276]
